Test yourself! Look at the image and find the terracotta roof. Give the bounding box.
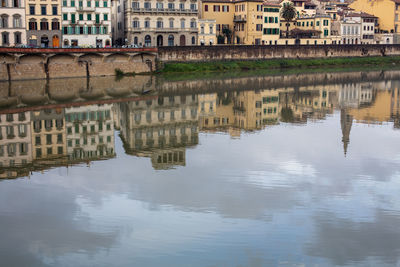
[345,11,377,18]
[263,0,281,6]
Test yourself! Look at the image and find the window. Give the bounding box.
[157,19,163,28]
[222,5,228,12]
[103,14,108,21]
[14,32,21,44]
[71,13,76,23]
[95,0,99,7]
[205,4,208,11]
[29,5,35,15]
[190,20,196,28]
[156,2,163,9]
[79,13,83,20]
[144,19,150,28]
[179,3,184,9]
[95,13,99,23]
[144,1,150,8]
[168,2,174,9]
[29,20,37,30]
[13,15,21,28]
[181,19,185,29]
[213,5,220,12]
[71,0,75,6]
[132,19,139,28]
[169,19,173,28]
[209,25,213,34]
[63,13,68,20]
[40,20,48,30]
[103,0,107,7]
[132,1,138,8]
[52,5,58,15]
[46,134,52,145]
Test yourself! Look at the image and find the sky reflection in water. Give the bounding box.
[0,71,400,266]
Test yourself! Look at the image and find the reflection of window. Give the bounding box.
[7,143,16,156]
[158,111,165,121]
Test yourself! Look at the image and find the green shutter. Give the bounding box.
[79,13,83,20]
[63,13,68,20]
[87,13,91,20]
[103,1,107,7]
[103,14,108,21]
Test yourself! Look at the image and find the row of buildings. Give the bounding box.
[2,0,400,47]
[2,81,400,178]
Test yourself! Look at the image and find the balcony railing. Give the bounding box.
[130,7,198,15]
[77,6,96,12]
[129,27,198,33]
[233,15,246,22]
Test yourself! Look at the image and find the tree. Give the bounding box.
[222,28,232,44]
[280,3,297,38]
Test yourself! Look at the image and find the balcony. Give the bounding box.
[234,15,246,22]
[77,6,96,12]
[130,7,198,15]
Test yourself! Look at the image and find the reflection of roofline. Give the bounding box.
[0,155,116,180]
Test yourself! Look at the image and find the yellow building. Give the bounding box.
[198,19,217,45]
[233,0,263,44]
[31,109,67,160]
[25,0,62,47]
[262,1,281,45]
[349,0,399,33]
[201,0,235,44]
[201,0,263,44]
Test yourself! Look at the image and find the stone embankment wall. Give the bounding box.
[2,45,400,81]
[0,48,157,81]
[157,45,400,63]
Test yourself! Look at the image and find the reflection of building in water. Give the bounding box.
[65,104,115,161]
[31,109,67,161]
[348,87,399,126]
[199,90,281,136]
[391,86,400,128]
[340,109,353,156]
[278,86,338,123]
[338,83,375,109]
[0,112,32,179]
[118,94,199,170]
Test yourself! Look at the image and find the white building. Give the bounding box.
[0,0,26,46]
[61,0,112,47]
[344,12,377,44]
[65,104,115,161]
[0,112,32,178]
[111,0,124,45]
[341,19,361,44]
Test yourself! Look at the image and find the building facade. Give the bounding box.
[125,0,199,47]
[31,109,66,160]
[0,112,32,178]
[111,0,124,45]
[64,104,115,161]
[0,0,26,46]
[26,0,61,47]
[198,18,216,45]
[262,2,280,45]
[61,0,112,47]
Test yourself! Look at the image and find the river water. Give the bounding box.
[1,69,400,266]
